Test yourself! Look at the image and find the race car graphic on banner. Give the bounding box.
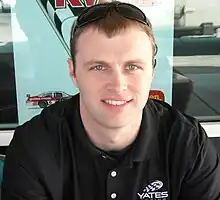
[26,91,72,109]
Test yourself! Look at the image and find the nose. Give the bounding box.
[106,70,127,93]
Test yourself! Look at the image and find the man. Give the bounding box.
[2,1,220,200]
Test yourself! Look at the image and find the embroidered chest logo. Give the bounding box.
[137,180,169,200]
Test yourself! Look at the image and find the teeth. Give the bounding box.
[104,100,127,105]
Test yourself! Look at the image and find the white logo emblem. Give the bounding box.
[137,180,169,200]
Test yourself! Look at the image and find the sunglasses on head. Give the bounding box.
[70,1,158,58]
[71,1,152,35]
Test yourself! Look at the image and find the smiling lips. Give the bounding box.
[102,99,132,106]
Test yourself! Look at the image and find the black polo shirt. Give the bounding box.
[2,94,220,200]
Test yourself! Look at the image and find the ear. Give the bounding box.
[151,58,156,78]
[153,58,156,68]
[68,58,78,88]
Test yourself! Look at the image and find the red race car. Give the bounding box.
[26,91,72,108]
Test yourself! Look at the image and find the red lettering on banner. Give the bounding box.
[149,90,165,101]
[55,0,96,7]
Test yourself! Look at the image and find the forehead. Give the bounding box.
[75,26,153,63]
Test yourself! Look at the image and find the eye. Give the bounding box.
[126,64,138,71]
[93,65,105,71]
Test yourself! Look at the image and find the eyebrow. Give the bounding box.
[83,59,147,67]
[83,59,110,67]
[125,59,147,65]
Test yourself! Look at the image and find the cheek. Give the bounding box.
[76,73,104,95]
[130,73,153,93]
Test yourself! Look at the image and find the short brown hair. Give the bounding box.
[70,7,157,69]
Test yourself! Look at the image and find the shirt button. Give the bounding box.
[111,171,117,177]
[111,193,117,199]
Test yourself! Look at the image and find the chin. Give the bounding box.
[99,118,131,129]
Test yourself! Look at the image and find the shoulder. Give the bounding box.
[3,96,79,195]
[147,99,208,156]
[146,100,219,182]
[148,99,204,134]
[8,95,79,159]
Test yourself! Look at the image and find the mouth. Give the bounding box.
[101,99,132,106]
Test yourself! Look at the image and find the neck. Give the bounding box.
[80,104,142,152]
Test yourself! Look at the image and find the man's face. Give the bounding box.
[68,26,154,129]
